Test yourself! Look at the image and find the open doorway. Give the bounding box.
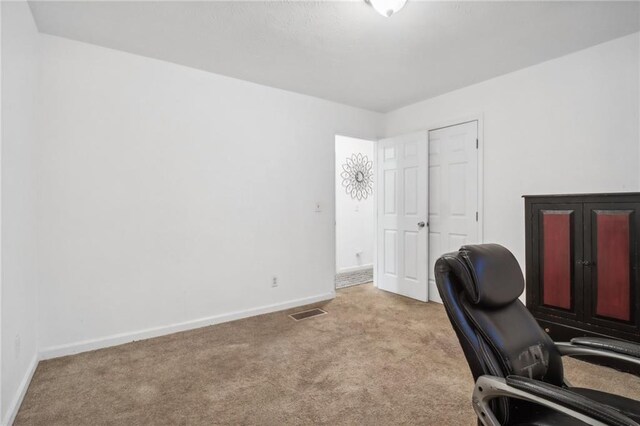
[335,135,376,290]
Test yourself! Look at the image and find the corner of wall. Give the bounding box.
[1,353,38,426]
[1,1,44,424]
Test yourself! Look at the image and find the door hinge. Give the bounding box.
[476,211,479,222]
[476,138,479,149]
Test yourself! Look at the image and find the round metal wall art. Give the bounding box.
[341,153,373,201]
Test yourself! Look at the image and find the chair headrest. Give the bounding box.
[459,244,524,308]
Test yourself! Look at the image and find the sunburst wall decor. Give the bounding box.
[341,153,373,201]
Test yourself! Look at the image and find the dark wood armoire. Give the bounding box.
[524,193,640,372]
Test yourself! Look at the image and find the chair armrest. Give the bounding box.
[472,375,639,426]
[506,376,638,426]
[555,339,640,368]
[570,337,640,359]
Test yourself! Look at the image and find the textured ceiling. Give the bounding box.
[29,1,640,112]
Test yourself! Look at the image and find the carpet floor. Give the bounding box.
[16,284,640,425]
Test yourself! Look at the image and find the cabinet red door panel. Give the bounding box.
[584,203,640,333]
[542,212,572,310]
[595,211,632,321]
[529,203,582,320]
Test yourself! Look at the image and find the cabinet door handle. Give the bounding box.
[578,260,596,267]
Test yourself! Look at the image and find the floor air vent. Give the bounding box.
[289,308,327,321]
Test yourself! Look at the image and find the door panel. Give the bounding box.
[595,211,632,321]
[383,230,397,275]
[404,231,418,279]
[383,170,396,214]
[584,203,640,332]
[542,211,573,310]
[377,132,428,302]
[530,204,583,319]
[427,121,479,303]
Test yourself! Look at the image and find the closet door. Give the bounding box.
[583,203,640,338]
[530,203,583,321]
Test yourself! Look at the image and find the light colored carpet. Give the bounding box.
[16,284,640,425]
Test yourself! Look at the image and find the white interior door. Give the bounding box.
[376,132,428,302]
[428,121,479,303]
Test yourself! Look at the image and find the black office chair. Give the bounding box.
[435,243,640,426]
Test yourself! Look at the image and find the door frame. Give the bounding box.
[333,134,378,290]
[385,115,483,302]
[334,113,484,299]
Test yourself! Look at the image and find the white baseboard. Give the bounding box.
[3,353,39,426]
[337,264,374,274]
[39,291,335,361]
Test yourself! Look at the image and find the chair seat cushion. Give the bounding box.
[510,408,593,426]
[508,388,640,425]
[571,387,640,423]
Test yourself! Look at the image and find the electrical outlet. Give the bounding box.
[271,276,278,288]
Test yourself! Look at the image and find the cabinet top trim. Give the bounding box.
[523,192,640,199]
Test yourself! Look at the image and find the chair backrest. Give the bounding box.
[435,244,564,423]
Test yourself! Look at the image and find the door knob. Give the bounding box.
[418,221,426,229]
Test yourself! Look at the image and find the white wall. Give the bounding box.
[335,136,375,273]
[384,33,640,277]
[37,35,382,355]
[1,1,41,424]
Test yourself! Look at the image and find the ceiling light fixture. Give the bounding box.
[367,0,407,18]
